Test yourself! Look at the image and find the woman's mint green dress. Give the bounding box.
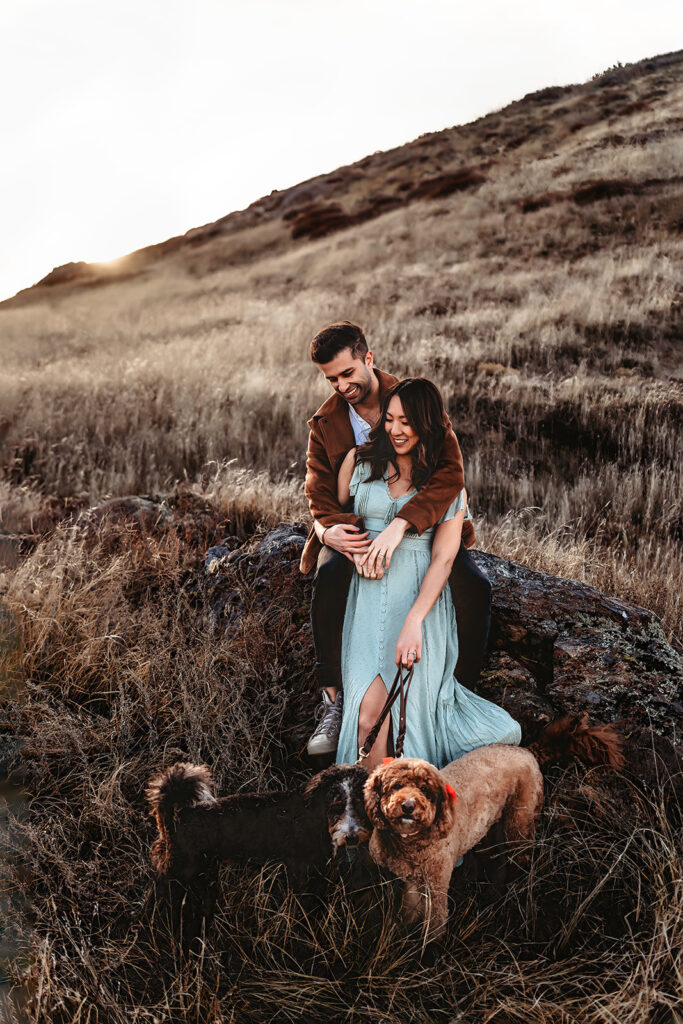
[335,462,521,769]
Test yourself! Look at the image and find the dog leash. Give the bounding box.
[356,663,415,763]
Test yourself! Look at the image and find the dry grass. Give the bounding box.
[2,223,681,633]
[1,510,681,1023]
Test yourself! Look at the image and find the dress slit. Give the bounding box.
[356,673,395,757]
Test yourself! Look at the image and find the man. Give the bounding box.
[301,321,491,756]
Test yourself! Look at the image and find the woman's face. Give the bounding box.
[385,395,419,456]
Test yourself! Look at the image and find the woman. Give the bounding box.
[315,379,521,771]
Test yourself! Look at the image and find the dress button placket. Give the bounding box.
[379,576,387,666]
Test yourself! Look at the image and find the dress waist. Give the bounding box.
[365,518,433,550]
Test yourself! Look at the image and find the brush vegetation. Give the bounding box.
[2,505,682,1022]
[0,51,682,1021]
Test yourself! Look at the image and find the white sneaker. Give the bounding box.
[307,691,343,756]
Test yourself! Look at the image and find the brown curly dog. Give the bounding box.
[365,746,544,939]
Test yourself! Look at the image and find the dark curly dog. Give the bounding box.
[146,761,371,886]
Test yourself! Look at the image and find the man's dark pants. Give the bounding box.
[310,544,492,691]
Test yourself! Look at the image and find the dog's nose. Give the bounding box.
[345,833,360,847]
[401,798,415,814]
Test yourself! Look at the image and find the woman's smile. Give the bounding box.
[385,395,419,455]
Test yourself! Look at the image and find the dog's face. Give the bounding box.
[364,757,456,840]
[304,764,373,852]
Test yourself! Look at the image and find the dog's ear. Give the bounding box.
[301,770,333,806]
[363,767,387,828]
[302,769,328,804]
[432,777,457,838]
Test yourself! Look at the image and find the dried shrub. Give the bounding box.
[288,195,403,240]
[407,166,487,200]
[571,179,633,204]
[413,299,457,317]
[520,191,566,213]
[617,99,652,116]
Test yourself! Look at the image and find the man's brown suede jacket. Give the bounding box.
[300,368,475,574]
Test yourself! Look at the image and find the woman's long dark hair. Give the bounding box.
[356,378,448,490]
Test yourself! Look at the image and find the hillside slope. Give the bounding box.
[4,49,682,305]
[0,49,681,635]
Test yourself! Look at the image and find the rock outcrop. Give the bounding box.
[202,525,683,775]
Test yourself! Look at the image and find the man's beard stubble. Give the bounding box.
[343,366,374,406]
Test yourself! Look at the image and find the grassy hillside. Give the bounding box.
[1,52,682,642]
[1,51,682,1023]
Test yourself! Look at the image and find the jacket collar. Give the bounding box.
[309,367,398,421]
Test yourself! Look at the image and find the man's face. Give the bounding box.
[318,348,375,406]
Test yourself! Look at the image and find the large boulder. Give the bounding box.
[473,551,682,746]
[202,526,683,770]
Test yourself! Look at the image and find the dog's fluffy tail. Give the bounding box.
[529,713,624,770]
[146,763,216,875]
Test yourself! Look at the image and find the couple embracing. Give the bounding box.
[302,321,521,772]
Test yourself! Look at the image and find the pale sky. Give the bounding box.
[0,0,680,302]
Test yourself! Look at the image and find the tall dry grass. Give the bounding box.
[1,507,680,1022]
[2,235,681,634]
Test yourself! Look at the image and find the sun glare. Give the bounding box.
[81,249,131,269]
[95,256,130,272]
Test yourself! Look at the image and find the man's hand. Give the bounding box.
[396,613,423,667]
[323,523,370,561]
[357,518,408,579]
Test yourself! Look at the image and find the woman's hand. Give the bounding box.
[396,613,423,667]
[357,518,408,578]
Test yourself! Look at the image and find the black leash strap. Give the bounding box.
[356,664,415,763]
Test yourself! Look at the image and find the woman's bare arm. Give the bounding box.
[337,448,357,506]
[395,494,466,666]
[409,510,464,619]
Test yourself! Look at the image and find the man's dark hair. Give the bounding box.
[310,321,368,364]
